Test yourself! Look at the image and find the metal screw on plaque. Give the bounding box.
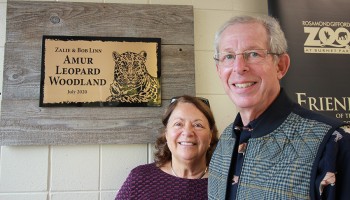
[50,16,60,24]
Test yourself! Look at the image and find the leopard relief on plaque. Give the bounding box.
[107,51,160,105]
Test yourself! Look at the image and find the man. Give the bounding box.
[208,15,350,200]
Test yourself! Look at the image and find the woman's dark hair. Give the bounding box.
[154,95,219,167]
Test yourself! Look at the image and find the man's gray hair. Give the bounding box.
[214,15,288,55]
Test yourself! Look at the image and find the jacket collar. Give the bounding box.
[233,88,294,138]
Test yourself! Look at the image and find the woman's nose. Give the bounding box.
[181,123,194,136]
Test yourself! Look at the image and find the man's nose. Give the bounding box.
[232,55,249,74]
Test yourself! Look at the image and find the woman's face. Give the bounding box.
[165,102,212,165]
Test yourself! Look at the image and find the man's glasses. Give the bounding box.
[170,96,210,108]
[213,49,281,68]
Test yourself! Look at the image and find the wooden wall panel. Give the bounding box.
[0,1,195,145]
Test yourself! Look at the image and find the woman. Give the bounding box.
[116,95,219,200]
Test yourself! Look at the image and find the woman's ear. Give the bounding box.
[164,129,169,141]
[276,53,290,80]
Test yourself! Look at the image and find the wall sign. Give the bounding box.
[269,0,350,123]
[40,36,161,107]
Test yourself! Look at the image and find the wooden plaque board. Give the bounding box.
[0,1,194,145]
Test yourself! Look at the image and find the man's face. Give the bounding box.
[216,22,285,118]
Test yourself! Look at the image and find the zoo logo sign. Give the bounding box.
[303,20,350,54]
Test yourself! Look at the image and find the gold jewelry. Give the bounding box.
[171,161,208,179]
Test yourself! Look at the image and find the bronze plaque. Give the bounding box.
[40,36,161,107]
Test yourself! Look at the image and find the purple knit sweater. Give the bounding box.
[115,163,208,200]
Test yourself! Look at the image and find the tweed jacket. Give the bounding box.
[208,89,350,200]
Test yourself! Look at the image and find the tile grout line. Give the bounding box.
[99,144,102,200]
[47,145,52,200]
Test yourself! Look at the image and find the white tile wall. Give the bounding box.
[206,94,237,131]
[0,146,49,192]
[0,193,48,200]
[232,0,268,13]
[150,0,192,5]
[59,0,104,3]
[194,10,234,51]
[193,0,233,10]
[100,144,147,190]
[51,192,99,200]
[51,145,100,191]
[195,50,224,94]
[100,191,117,200]
[0,0,268,199]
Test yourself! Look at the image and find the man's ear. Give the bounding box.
[276,53,290,80]
[216,64,222,78]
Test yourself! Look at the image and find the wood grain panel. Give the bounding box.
[1,100,169,145]
[6,1,194,44]
[3,43,194,100]
[1,1,195,145]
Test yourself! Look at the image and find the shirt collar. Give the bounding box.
[233,88,294,138]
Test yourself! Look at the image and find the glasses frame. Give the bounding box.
[213,49,281,67]
[170,96,210,108]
